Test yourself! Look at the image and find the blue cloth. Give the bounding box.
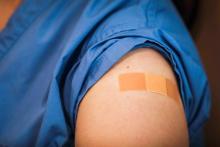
[0,0,211,146]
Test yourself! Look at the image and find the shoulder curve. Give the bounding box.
[75,48,189,147]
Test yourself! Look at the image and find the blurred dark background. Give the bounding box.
[173,0,220,146]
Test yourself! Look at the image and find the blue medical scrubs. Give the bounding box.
[0,0,211,146]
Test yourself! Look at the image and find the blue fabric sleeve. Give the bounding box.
[63,0,211,146]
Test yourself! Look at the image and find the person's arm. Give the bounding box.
[75,48,189,147]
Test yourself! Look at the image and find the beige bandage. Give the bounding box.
[118,72,179,102]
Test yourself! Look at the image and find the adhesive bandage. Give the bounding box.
[118,72,179,102]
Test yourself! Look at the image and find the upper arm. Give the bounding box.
[75,48,189,147]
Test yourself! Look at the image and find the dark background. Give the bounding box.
[194,0,220,146]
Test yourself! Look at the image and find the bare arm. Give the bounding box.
[75,48,189,147]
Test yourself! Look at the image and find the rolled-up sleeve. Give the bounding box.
[63,0,211,146]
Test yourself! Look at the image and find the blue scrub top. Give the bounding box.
[0,0,211,146]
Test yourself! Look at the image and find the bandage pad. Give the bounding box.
[119,73,146,91]
[118,72,179,102]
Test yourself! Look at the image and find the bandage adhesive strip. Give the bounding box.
[118,72,179,102]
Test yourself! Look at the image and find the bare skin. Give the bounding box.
[75,48,189,147]
[0,0,21,30]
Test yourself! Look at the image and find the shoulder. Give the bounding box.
[75,48,189,147]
